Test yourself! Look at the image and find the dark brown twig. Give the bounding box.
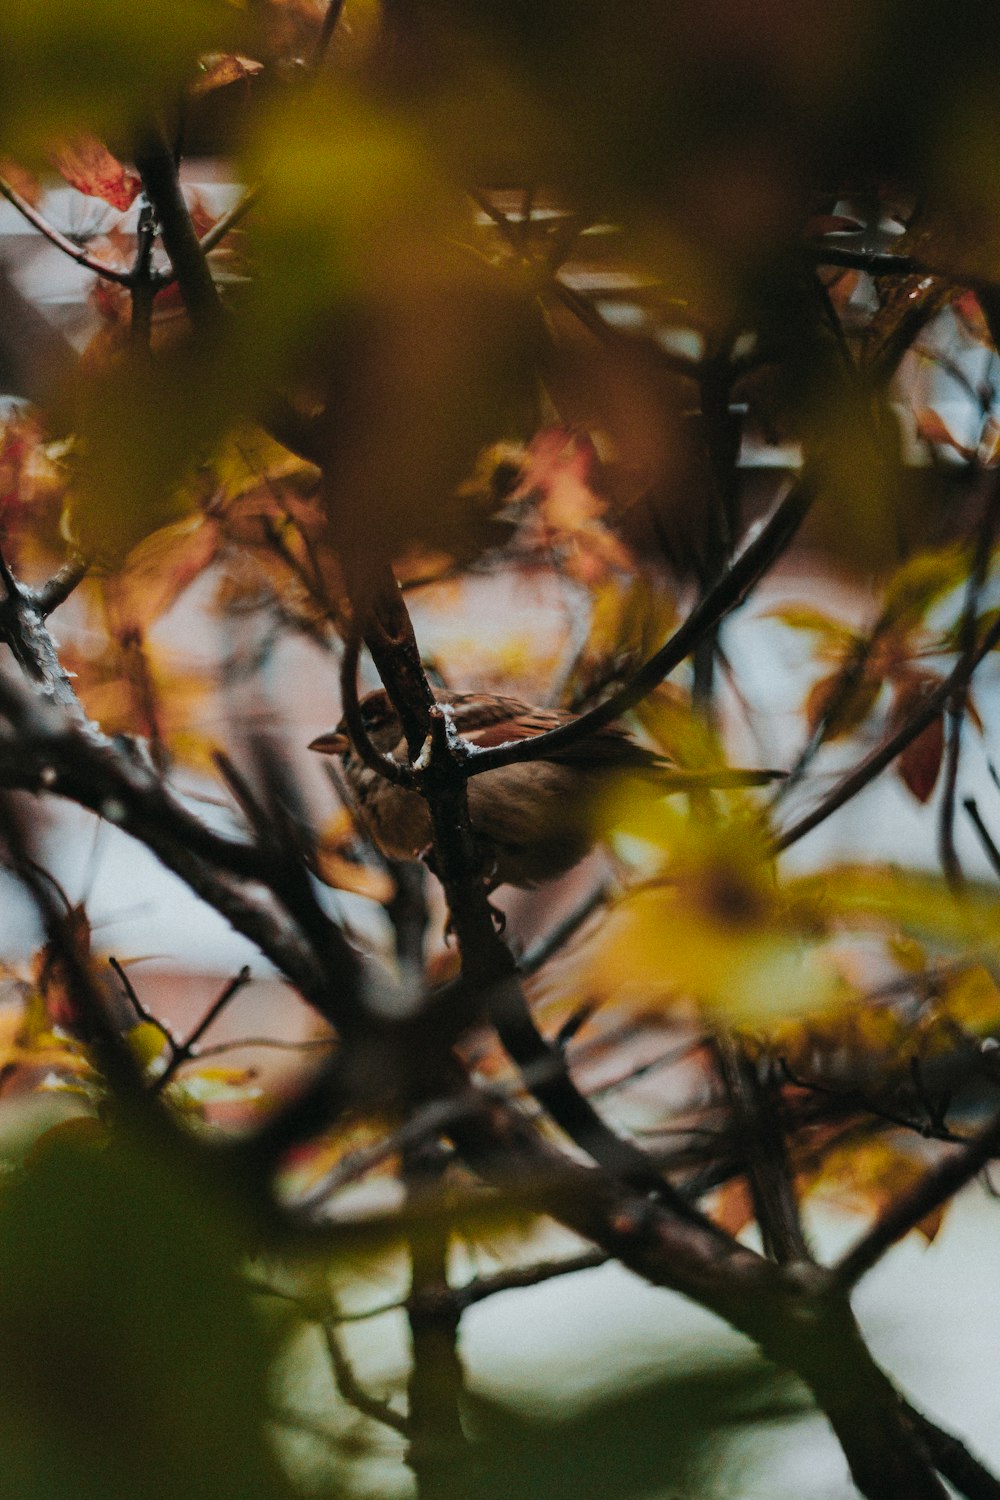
[964,797,1000,876]
[939,486,999,887]
[715,1034,811,1264]
[776,610,1000,853]
[833,1104,1000,1291]
[338,628,418,789]
[134,125,223,330]
[466,477,813,776]
[151,966,253,1095]
[0,174,132,284]
[902,1400,1000,1500]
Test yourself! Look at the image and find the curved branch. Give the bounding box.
[337,627,418,789]
[775,610,1000,854]
[833,1101,1000,1292]
[0,175,133,285]
[465,477,814,776]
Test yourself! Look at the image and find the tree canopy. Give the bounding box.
[2,4,1000,1498]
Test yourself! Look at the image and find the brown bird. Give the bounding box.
[310,689,780,889]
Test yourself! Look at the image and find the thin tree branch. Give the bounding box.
[33,556,89,617]
[108,953,176,1040]
[465,477,814,776]
[130,194,157,351]
[336,626,418,788]
[153,185,262,286]
[322,1315,409,1438]
[775,610,1000,853]
[0,174,133,284]
[833,1103,1000,1292]
[151,966,252,1094]
[404,1140,468,1498]
[902,1400,1000,1500]
[448,1079,949,1500]
[939,485,999,888]
[715,1033,811,1264]
[312,0,347,65]
[964,797,1000,876]
[134,125,223,330]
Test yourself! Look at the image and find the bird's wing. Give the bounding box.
[442,693,783,784]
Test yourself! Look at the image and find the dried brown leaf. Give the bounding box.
[51,136,140,212]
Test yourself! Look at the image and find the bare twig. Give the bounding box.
[337,627,418,789]
[33,556,89,617]
[939,485,999,887]
[134,125,223,330]
[902,1400,1000,1500]
[776,610,1000,853]
[108,954,175,1040]
[312,0,347,66]
[404,1140,468,1497]
[715,1034,811,1264]
[152,966,252,1094]
[322,1316,409,1438]
[465,478,813,776]
[154,185,262,285]
[0,174,132,284]
[833,1104,1000,1291]
[964,797,1000,877]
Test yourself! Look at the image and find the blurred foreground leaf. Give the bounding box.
[0,1133,291,1500]
[0,0,237,154]
[465,1358,802,1500]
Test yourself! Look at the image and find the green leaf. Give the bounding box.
[0,0,238,155]
[0,1134,290,1500]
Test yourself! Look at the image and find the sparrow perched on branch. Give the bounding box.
[310,689,780,889]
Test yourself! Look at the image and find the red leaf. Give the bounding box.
[898,716,945,803]
[953,290,992,346]
[51,136,141,213]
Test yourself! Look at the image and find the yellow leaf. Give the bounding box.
[126,1021,171,1072]
[763,604,855,645]
[103,515,221,634]
[941,964,1000,1036]
[805,1136,943,1243]
[882,546,964,626]
[595,806,843,1024]
[792,866,1000,951]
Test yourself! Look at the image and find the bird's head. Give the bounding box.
[308,691,404,759]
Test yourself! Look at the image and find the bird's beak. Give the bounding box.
[309,731,350,755]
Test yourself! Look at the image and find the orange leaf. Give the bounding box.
[313,809,396,902]
[916,1204,947,1244]
[713,1179,754,1238]
[0,157,41,205]
[104,517,222,635]
[898,715,944,803]
[953,290,992,347]
[51,136,141,212]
